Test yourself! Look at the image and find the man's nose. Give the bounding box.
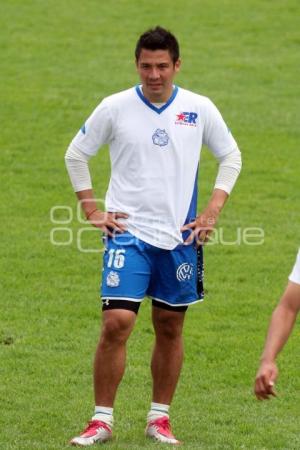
[149,67,160,79]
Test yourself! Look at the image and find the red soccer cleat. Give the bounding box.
[70,420,112,446]
[146,416,181,445]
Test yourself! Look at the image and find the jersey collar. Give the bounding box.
[135,85,179,114]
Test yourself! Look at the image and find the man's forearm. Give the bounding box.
[76,189,99,218]
[65,144,93,192]
[261,303,297,363]
[206,188,228,213]
[214,147,242,194]
[199,188,228,224]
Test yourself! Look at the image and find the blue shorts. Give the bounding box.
[101,232,204,308]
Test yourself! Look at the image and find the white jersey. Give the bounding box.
[289,249,300,285]
[71,86,238,249]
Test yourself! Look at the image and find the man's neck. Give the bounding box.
[141,85,174,104]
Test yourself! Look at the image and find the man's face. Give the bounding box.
[136,48,181,102]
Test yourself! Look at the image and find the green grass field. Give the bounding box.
[1,0,300,448]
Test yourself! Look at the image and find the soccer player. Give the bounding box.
[254,249,300,400]
[65,26,242,446]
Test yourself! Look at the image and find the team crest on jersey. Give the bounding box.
[106,271,120,287]
[80,123,86,134]
[176,263,194,281]
[175,112,198,127]
[152,129,169,147]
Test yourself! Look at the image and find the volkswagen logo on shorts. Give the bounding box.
[176,263,194,281]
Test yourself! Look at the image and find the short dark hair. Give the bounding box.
[135,26,180,64]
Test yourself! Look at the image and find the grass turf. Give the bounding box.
[1,0,299,448]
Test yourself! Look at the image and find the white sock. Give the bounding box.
[92,406,114,427]
[147,402,170,423]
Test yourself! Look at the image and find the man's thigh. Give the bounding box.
[147,244,204,307]
[152,303,186,337]
[101,233,151,304]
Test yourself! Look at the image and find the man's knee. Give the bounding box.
[100,311,136,345]
[157,323,183,340]
[153,311,185,340]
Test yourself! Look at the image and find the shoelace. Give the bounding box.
[153,417,172,433]
[82,420,111,435]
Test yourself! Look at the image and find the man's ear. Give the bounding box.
[175,59,181,73]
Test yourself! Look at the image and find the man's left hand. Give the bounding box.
[181,206,219,246]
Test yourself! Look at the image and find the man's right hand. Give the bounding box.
[254,360,278,400]
[87,210,128,236]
